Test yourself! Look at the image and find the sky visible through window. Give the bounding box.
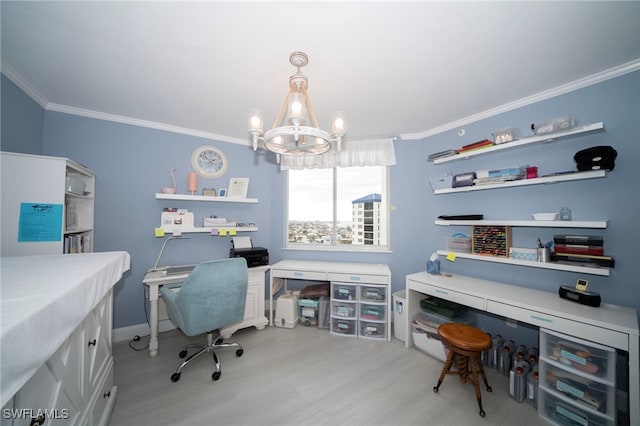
[289,167,384,222]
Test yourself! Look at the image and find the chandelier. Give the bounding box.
[248,51,346,163]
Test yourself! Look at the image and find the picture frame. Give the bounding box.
[227,177,249,198]
[218,188,227,197]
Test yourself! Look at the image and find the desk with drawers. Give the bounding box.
[405,271,639,425]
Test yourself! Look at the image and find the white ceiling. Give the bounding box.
[2,1,639,145]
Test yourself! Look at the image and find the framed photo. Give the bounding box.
[227,177,249,198]
[218,188,227,197]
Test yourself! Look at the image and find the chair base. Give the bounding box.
[170,331,244,382]
[433,348,492,417]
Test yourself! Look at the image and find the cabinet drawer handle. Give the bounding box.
[88,339,97,346]
[30,415,45,426]
[104,390,111,398]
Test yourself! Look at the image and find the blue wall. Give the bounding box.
[1,74,44,154]
[3,70,638,332]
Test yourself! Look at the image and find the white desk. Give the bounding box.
[269,260,392,339]
[405,271,639,425]
[143,264,269,357]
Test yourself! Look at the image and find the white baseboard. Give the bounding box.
[113,320,177,343]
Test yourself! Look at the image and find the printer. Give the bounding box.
[229,236,269,267]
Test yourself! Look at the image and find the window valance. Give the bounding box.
[279,137,397,170]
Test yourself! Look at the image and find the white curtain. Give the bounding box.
[279,137,397,170]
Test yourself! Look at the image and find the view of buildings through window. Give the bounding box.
[287,166,388,248]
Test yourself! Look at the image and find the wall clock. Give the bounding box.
[191,145,228,179]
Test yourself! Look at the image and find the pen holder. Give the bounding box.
[537,248,550,263]
[427,259,441,275]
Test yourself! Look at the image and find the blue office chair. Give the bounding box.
[160,258,248,382]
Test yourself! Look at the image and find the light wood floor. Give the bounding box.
[109,325,547,426]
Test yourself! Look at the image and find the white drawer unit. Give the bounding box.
[330,282,390,340]
[538,328,617,426]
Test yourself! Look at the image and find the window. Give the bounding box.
[286,166,389,251]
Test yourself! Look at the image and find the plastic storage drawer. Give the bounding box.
[360,321,387,340]
[359,303,386,321]
[538,328,617,426]
[540,389,614,426]
[332,283,357,301]
[331,318,357,337]
[332,302,356,319]
[359,285,386,303]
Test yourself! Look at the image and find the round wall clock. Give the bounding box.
[191,145,228,178]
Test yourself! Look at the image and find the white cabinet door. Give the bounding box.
[0,292,115,426]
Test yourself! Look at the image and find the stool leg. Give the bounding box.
[476,358,492,392]
[433,350,455,392]
[470,357,487,417]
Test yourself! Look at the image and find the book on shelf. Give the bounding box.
[458,139,494,152]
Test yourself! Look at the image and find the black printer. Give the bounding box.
[229,246,269,267]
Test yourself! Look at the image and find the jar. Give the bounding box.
[559,207,572,221]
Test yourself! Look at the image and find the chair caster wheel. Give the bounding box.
[479,410,486,417]
[487,385,493,392]
[171,373,181,382]
[179,350,188,358]
[212,371,221,381]
[236,349,244,357]
[432,386,439,393]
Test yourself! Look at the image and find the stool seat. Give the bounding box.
[438,323,491,352]
[433,322,493,417]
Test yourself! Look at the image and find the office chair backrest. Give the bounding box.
[170,258,248,336]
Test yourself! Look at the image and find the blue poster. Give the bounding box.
[18,203,63,242]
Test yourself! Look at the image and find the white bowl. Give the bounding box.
[532,212,558,221]
[161,187,176,194]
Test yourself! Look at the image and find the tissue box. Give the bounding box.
[427,259,440,275]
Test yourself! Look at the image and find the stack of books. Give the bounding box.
[473,166,527,185]
[427,149,458,161]
[458,139,494,153]
[552,234,614,267]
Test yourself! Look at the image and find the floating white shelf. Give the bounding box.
[155,193,258,203]
[435,219,608,228]
[433,170,606,194]
[432,122,605,164]
[436,250,610,276]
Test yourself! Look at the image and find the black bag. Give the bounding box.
[574,146,617,171]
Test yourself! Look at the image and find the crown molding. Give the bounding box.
[1,60,49,108]
[46,103,249,146]
[399,58,640,141]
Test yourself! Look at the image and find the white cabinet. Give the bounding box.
[1,291,117,426]
[220,265,269,338]
[0,152,95,256]
[538,328,617,426]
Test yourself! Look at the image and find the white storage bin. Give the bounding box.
[393,290,407,342]
[274,293,298,328]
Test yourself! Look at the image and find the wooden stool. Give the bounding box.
[433,323,493,417]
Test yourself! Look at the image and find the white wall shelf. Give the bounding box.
[155,193,258,203]
[435,219,608,228]
[433,170,606,194]
[435,250,610,276]
[160,226,258,234]
[432,122,605,164]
